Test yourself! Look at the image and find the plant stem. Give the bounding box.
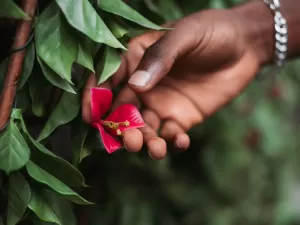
[0,0,37,128]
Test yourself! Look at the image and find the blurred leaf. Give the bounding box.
[97,0,165,30]
[28,188,61,225]
[37,91,80,142]
[26,161,92,205]
[12,109,86,187]
[7,172,31,225]
[55,0,125,49]
[156,0,183,21]
[18,42,35,90]
[37,57,76,94]
[0,120,30,174]
[0,0,30,19]
[35,2,77,83]
[95,46,121,85]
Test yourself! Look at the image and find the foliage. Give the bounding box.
[1,0,300,225]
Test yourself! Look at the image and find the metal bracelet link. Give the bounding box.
[263,0,288,69]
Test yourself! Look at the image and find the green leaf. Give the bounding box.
[0,120,30,174]
[76,35,96,72]
[37,91,80,141]
[18,42,35,90]
[37,57,76,94]
[72,119,90,165]
[28,188,61,225]
[11,109,86,187]
[97,0,164,30]
[7,172,31,225]
[55,0,125,49]
[35,2,77,83]
[26,161,92,205]
[95,46,121,85]
[1,0,30,19]
[31,140,87,187]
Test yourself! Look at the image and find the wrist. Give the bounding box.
[231,0,300,66]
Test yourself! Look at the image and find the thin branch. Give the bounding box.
[0,0,37,128]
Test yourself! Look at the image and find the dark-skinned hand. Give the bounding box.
[82,2,270,159]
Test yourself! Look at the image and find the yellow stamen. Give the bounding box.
[102,120,130,135]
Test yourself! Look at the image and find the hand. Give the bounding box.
[82,2,271,159]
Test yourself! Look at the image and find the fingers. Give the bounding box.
[128,21,198,92]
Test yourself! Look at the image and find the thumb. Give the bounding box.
[128,24,197,92]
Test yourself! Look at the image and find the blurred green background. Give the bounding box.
[80,0,300,225]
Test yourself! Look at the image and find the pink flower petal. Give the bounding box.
[90,88,113,122]
[92,123,122,154]
[104,104,145,137]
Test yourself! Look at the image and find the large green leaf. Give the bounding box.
[28,188,61,225]
[95,46,121,85]
[7,172,31,225]
[37,57,76,94]
[55,0,125,49]
[11,109,86,187]
[26,161,92,205]
[18,42,35,90]
[35,2,77,83]
[31,191,76,225]
[97,0,164,30]
[37,91,80,141]
[1,0,30,19]
[0,120,30,174]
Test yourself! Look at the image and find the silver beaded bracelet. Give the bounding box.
[263,0,288,72]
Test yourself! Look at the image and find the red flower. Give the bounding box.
[90,88,145,153]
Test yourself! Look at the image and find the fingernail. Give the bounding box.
[128,71,152,87]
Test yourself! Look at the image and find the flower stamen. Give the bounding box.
[102,120,130,135]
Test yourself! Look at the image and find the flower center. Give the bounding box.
[102,120,130,136]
